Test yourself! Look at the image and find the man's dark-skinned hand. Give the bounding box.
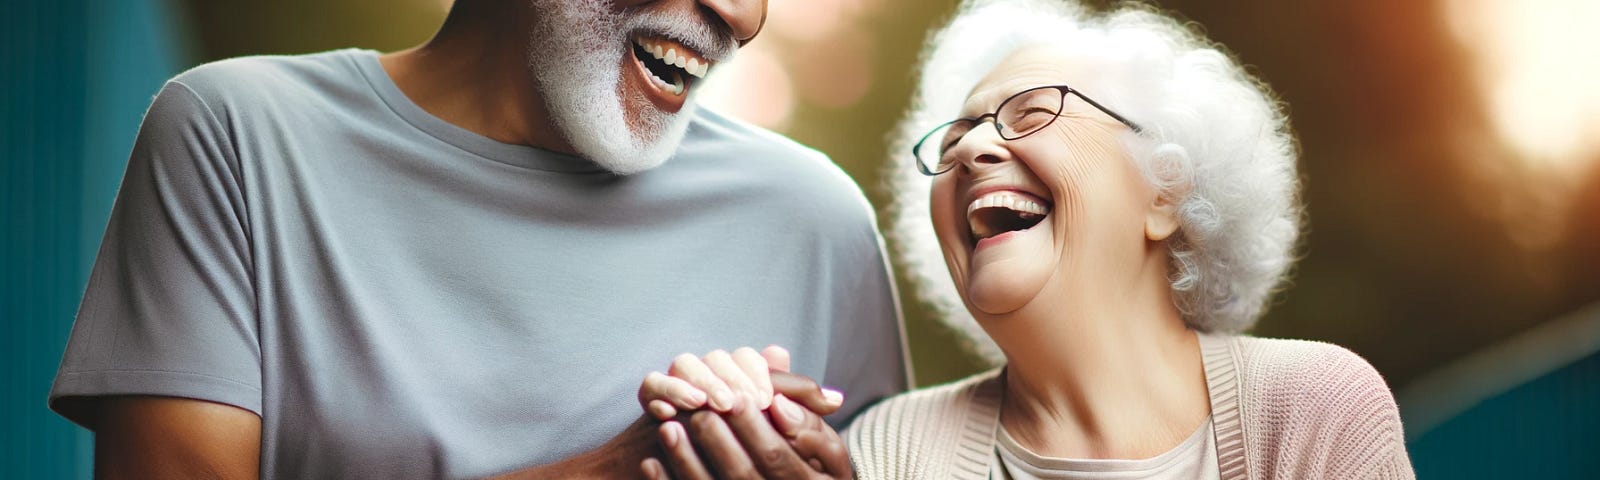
[487,414,661,479]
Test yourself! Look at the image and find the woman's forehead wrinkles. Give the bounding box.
[961,51,1081,116]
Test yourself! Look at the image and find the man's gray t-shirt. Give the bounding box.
[50,49,909,478]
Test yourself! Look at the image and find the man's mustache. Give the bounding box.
[623,8,738,63]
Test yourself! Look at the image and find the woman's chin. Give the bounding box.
[966,268,1047,316]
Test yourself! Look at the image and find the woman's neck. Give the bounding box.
[989,262,1211,459]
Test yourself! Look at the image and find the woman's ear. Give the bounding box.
[1144,144,1190,242]
[1146,194,1180,241]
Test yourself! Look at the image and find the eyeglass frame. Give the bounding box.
[912,84,1144,176]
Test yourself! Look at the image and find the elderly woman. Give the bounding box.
[839,0,1414,478]
[634,1,1414,479]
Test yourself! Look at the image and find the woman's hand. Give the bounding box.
[638,346,779,420]
[635,346,852,479]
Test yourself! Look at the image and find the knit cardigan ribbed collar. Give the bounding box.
[945,332,1248,480]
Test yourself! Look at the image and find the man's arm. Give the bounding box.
[488,416,660,480]
[92,397,261,480]
[91,396,666,480]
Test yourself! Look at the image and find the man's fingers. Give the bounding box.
[791,429,852,477]
[687,410,762,480]
[648,399,678,420]
[761,345,792,373]
[724,396,815,479]
[658,421,714,480]
[670,353,737,412]
[770,371,844,416]
[640,372,708,419]
[640,457,673,480]
[768,394,823,439]
[703,350,759,412]
[731,347,774,410]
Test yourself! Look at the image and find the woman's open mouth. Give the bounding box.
[627,35,711,112]
[968,190,1051,249]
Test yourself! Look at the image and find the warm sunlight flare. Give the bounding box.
[698,0,886,128]
[698,42,796,129]
[1448,0,1600,175]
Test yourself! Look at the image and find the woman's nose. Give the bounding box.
[952,126,1011,172]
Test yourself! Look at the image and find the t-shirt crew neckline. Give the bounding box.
[346,48,606,173]
[997,416,1214,475]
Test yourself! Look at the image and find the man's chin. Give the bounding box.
[573,101,694,175]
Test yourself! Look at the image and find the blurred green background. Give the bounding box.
[4,0,1597,478]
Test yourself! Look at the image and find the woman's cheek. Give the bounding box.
[929,177,961,240]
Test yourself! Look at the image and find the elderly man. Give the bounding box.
[47,0,908,478]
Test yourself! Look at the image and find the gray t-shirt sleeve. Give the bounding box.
[49,80,262,427]
[822,193,912,428]
[812,172,915,428]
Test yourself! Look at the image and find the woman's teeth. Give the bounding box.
[967,191,1051,241]
[967,191,1050,216]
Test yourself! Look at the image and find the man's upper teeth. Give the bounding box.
[635,38,709,78]
[967,191,1050,216]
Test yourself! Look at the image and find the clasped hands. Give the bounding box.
[635,346,851,480]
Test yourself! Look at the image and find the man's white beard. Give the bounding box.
[527,0,696,175]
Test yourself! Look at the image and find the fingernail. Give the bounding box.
[775,395,804,424]
[686,389,707,405]
[711,388,735,411]
[661,422,680,448]
[822,388,844,405]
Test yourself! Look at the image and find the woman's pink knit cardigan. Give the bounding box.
[844,333,1416,479]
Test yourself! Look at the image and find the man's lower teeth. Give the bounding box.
[651,74,682,95]
[651,73,683,95]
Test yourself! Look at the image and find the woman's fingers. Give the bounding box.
[657,421,715,480]
[703,350,760,412]
[761,345,791,373]
[639,372,709,420]
[657,345,796,416]
[670,353,737,412]
[731,347,774,410]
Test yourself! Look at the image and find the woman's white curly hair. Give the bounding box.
[888,0,1303,364]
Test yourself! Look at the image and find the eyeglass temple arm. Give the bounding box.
[1070,90,1144,133]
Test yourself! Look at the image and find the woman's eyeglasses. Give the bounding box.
[912,85,1142,176]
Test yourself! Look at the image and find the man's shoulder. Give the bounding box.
[684,108,876,222]
[686,109,857,190]
[687,108,824,160]
[166,49,369,115]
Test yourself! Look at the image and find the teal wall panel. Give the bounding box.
[2,1,187,478]
[1408,352,1600,479]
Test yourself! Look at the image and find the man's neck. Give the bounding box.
[378,1,576,154]
[989,252,1211,460]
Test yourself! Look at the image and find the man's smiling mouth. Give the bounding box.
[629,35,711,104]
